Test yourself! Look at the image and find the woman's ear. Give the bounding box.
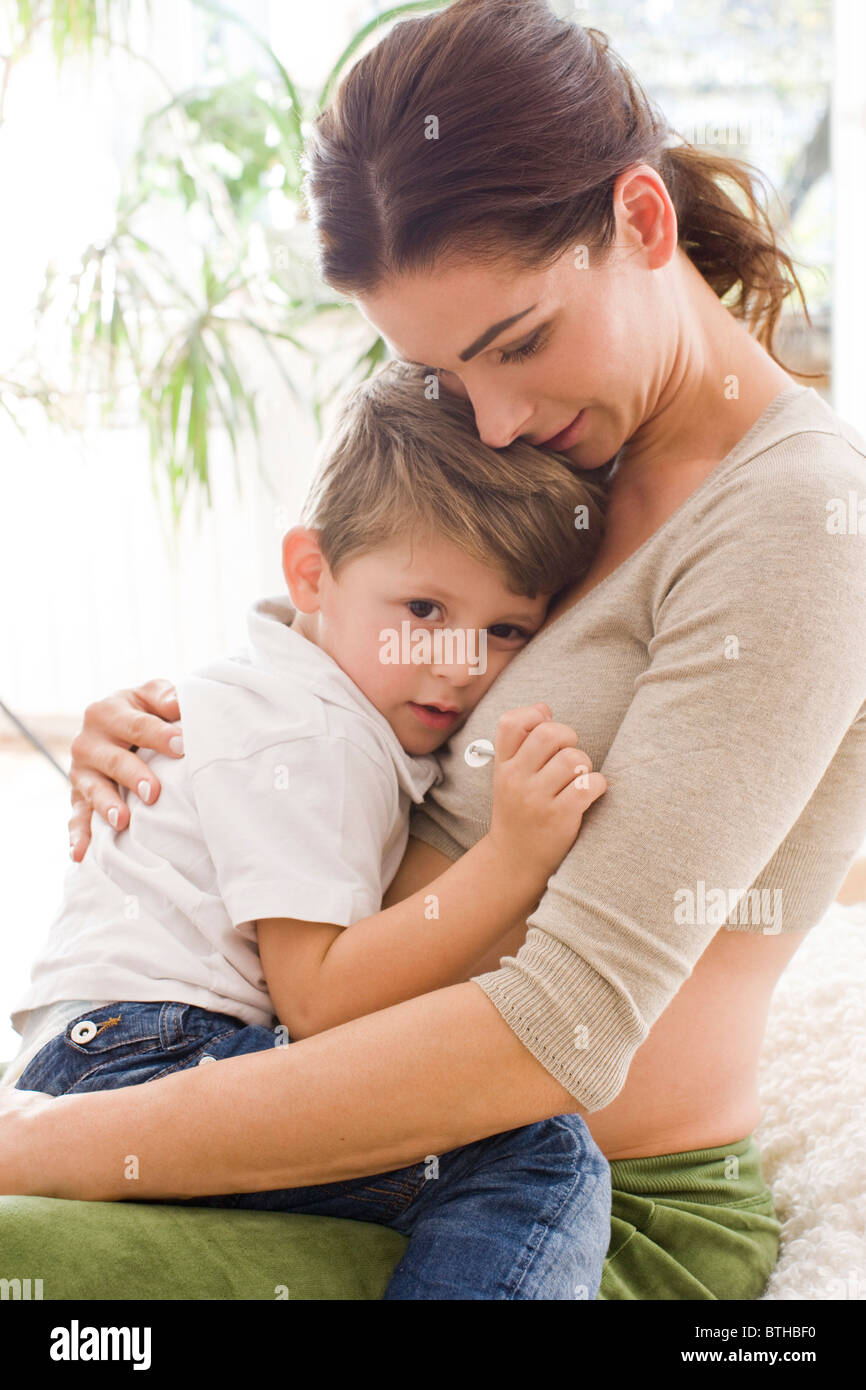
[613,163,678,271]
[282,525,327,613]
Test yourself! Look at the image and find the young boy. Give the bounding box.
[8,360,612,1300]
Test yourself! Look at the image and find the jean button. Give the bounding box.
[198,1054,216,1065]
[70,1020,98,1045]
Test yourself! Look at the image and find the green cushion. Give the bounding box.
[0,1061,409,1300]
[0,1196,406,1300]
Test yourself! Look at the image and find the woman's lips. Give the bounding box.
[538,409,587,450]
[408,702,461,730]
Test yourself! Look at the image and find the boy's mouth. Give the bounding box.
[408,702,461,731]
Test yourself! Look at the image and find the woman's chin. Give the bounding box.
[563,443,618,471]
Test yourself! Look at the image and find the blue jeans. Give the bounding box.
[16,1000,611,1300]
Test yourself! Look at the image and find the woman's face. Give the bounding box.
[357,169,677,472]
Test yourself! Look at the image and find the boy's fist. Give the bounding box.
[487,703,606,878]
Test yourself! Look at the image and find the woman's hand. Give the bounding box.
[68,678,184,861]
[487,703,606,881]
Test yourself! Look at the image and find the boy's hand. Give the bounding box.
[486,703,606,881]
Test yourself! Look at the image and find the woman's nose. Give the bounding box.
[467,390,534,450]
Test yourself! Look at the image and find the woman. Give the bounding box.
[4,0,866,1299]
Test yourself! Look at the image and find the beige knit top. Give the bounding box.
[409,384,866,1110]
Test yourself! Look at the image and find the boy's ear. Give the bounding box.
[282,525,326,613]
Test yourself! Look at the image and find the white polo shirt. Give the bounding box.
[10,595,441,1040]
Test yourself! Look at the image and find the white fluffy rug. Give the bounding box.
[755,898,866,1300]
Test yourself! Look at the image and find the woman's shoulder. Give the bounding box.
[727,385,866,489]
[686,386,866,545]
[646,386,866,615]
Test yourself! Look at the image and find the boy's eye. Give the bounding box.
[487,623,530,642]
[406,599,443,621]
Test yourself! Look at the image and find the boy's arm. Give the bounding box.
[382,836,530,975]
[258,839,538,1038]
[258,704,605,1039]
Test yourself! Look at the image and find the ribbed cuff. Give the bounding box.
[472,929,646,1111]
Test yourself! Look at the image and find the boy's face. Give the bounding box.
[288,531,550,755]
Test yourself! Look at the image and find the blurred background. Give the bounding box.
[1,0,864,1059]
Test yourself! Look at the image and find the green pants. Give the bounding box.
[600,1133,781,1300]
[0,1133,779,1300]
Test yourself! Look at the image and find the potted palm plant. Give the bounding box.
[0,0,451,519]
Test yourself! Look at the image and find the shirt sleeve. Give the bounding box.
[189,735,396,930]
[472,447,866,1110]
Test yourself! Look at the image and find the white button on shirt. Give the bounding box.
[11,597,441,1038]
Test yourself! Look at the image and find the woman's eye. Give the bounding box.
[498,328,548,366]
[407,600,443,621]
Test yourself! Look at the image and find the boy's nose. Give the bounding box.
[424,626,488,683]
[428,661,477,687]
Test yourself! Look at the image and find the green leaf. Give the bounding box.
[167,358,187,447]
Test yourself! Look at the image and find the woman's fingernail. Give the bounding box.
[169,735,184,755]
[107,807,120,829]
[69,841,79,859]
[138,781,152,803]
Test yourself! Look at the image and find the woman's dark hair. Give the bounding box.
[302,0,812,371]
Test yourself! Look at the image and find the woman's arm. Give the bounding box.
[2,983,580,1201]
[68,679,183,859]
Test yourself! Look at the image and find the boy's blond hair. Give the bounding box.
[301,359,606,597]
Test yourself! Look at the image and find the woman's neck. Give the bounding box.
[609,260,795,513]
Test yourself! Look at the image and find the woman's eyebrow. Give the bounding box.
[459,304,538,361]
[397,303,539,370]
